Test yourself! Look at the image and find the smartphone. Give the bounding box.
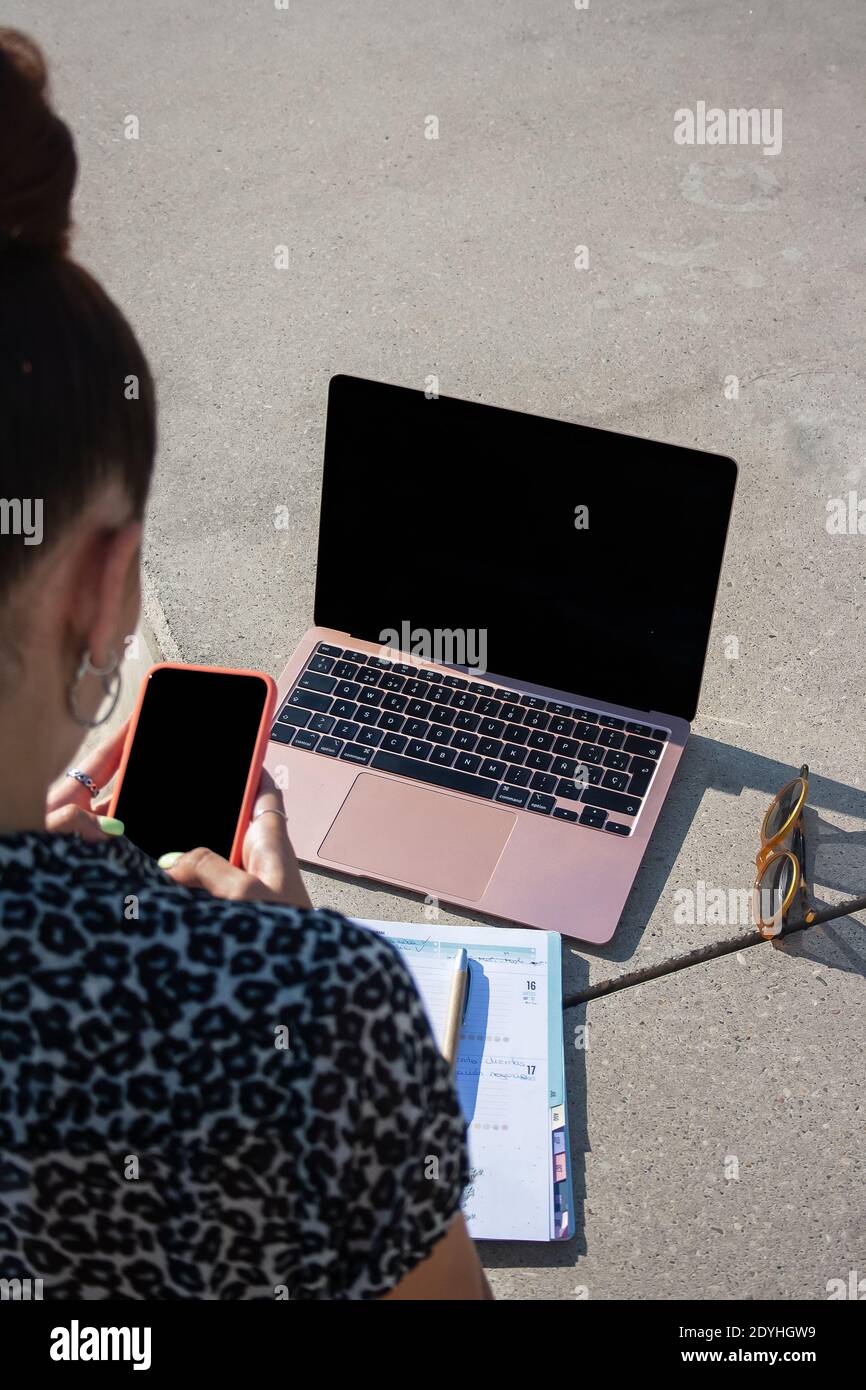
[109,663,277,865]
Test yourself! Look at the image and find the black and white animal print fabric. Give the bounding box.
[0,833,469,1299]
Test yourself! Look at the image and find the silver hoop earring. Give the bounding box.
[68,648,122,728]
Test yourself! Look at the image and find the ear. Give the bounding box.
[74,519,143,670]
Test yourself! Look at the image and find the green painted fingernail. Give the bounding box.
[97,817,124,836]
[157,851,183,869]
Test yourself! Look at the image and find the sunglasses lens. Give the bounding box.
[755,854,796,927]
[764,779,804,841]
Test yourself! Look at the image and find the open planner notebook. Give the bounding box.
[355,919,573,1242]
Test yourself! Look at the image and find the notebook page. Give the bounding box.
[357,920,553,1242]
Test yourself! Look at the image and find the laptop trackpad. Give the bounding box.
[318,773,516,901]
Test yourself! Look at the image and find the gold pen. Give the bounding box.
[442,947,469,1070]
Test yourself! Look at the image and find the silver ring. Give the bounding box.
[252,807,288,821]
[66,770,99,796]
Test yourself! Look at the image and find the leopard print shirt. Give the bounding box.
[0,832,469,1299]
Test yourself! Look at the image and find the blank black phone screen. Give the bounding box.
[113,667,270,861]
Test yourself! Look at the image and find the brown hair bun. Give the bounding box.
[0,27,77,253]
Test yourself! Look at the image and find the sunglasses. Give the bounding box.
[754,765,866,938]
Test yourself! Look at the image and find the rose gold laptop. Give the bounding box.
[267,376,737,944]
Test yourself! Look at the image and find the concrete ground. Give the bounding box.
[21,0,865,1299]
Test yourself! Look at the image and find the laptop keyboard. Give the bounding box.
[270,644,670,837]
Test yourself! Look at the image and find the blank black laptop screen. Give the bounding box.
[314,376,737,723]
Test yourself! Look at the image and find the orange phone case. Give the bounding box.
[108,662,277,867]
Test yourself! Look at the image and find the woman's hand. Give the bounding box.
[45,720,130,841]
[160,770,312,909]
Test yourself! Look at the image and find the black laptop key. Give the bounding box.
[333,680,361,701]
[421,669,444,682]
[270,723,295,744]
[331,698,357,720]
[454,712,481,731]
[356,727,383,748]
[309,654,335,675]
[317,737,344,757]
[367,656,392,669]
[502,743,526,764]
[429,706,455,725]
[358,687,384,706]
[652,729,669,742]
[469,681,494,695]
[526,750,552,771]
[380,673,405,692]
[333,720,359,740]
[602,770,629,793]
[520,695,547,709]
[605,821,630,836]
[552,757,577,778]
[553,737,580,758]
[279,705,312,728]
[449,691,476,710]
[406,699,432,719]
[597,728,625,749]
[478,739,505,761]
[574,721,599,741]
[292,730,319,751]
[317,643,343,658]
[480,759,507,781]
[371,750,498,798]
[342,650,368,664]
[599,715,625,730]
[497,784,529,808]
[404,718,430,738]
[629,758,656,779]
[623,734,663,759]
[427,724,452,744]
[378,711,405,732]
[356,666,379,685]
[405,679,430,699]
[582,786,642,817]
[579,743,605,765]
[504,723,529,745]
[549,716,575,736]
[391,663,415,676]
[557,778,582,802]
[355,705,380,725]
[530,772,557,794]
[579,806,607,829]
[527,731,554,751]
[310,713,335,734]
[289,690,332,714]
[628,770,653,798]
[528,792,555,815]
[494,688,513,700]
[429,746,457,767]
[381,693,407,712]
[443,675,468,689]
[340,742,374,766]
[553,807,578,822]
[476,698,501,717]
[500,702,523,723]
[479,718,505,738]
[547,702,574,716]
[452,731,478,751]
[523,710,549,730]
[603,749,630,771]
[454,752,482,774]
[507,764,532,786]
[428,685,451,704]
[381,733,408,754]
[406,739,433,760]
[626,721,652,737]
[332,660,359,680]
[585,764,604,785]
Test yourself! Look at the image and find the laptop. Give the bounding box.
[267,375,737,944]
